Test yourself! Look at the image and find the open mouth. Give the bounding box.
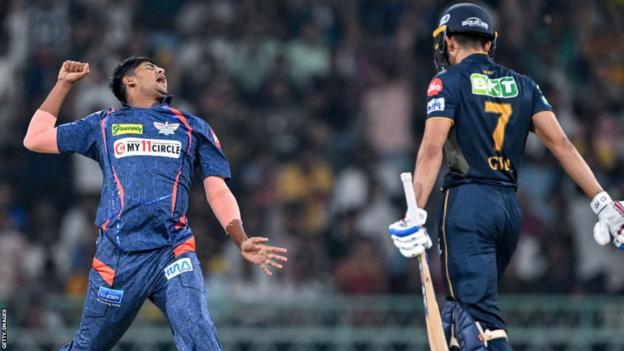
[156,76,166,84]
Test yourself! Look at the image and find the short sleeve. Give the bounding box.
[531,82,553,116]
[56,111,104,160]
[426,75,456,121]
[194,119,231,180]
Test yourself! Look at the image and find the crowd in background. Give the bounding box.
[2,0,624,329]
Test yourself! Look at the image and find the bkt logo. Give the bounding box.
[164,257,193,280]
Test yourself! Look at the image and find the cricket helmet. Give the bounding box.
[433,3,497,72]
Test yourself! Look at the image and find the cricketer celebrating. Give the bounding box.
[23,57,288,350]
[388,3,624,350]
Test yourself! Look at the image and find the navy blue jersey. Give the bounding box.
[57,97,230,252]
[426,53,552,190]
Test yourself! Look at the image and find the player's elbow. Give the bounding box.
[23,134,46,153]
[549,135,575,155]
[23,134,36,151]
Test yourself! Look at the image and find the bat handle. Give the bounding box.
[400,172,419,222]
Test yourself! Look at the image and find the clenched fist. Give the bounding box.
[58,60,90,84]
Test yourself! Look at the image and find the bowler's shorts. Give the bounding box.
[59,234,222,350]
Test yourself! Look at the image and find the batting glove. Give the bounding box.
[591,191,624,249]
[389,209,432,258]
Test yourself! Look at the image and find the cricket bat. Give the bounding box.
[400,172,449,351]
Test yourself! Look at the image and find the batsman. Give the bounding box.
[388,3,624,350]
[23,57,288,350]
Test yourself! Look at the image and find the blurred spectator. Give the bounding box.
[0,186,27,300]
[360,60,412,171]
[286,21,330,88]
[54,194,99,297]
[334,238,388,295]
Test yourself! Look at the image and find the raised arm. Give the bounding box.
[23,60,90,153]
[203,176,287,275]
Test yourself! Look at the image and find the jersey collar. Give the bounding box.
[461,53,493,64]
[120,95,173,109]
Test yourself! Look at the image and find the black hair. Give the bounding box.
[109,56,156,103]
[448,33,490,50]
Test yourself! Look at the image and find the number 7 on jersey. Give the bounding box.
[484,101,512,152]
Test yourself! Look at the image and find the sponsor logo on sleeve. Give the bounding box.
[461,17,489,30]
[427,98,445,114]
[470,74,518,98]
[111,124,143,136]
[97,286,123,306]
[427,78,444,97]
[164,257,194,280]
[154,122,180,135]
[113,138,182,159]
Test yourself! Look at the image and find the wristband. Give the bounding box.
[591,191,612,215]
[225,219,248,248]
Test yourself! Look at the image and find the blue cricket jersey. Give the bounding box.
[425,53,552,190]
[57,97,231,252]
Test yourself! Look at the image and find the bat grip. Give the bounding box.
[401,172,419,222]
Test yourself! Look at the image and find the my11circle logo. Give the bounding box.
[113,138,182,159]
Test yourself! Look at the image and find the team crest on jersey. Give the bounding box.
[427,78,443,97]
[114,138,182,159]
[154,121,180,135]
[470,74,518,98]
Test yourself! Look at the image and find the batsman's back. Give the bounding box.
[425,53,552,191]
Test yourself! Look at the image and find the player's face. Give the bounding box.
[132,61,168,98]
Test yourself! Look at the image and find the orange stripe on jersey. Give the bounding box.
[165,107,193,216]
[173,236,196,257]
[101,115,125,218]
[175,215,187,229]
[112,168,125,218]
[92,257,115,286]
[100,119,109,155]
[167,107,192,152]
[170,169,183,216]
